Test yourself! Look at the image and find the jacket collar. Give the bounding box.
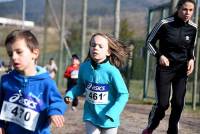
[91,58,109,69]
[174,12,189,26]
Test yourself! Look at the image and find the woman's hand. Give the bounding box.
[64,97,72,104]
[159,55,170,66]
[187,59,194,76]
[50,115,65,128]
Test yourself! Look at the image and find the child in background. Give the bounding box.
[64,54,80,111]
[44,58,58,79]
[64,33,130,134]
[0,30,66,134]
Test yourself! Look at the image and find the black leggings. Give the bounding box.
[148,63,188,134]
[72,97,79,107]
[66,88,79,107]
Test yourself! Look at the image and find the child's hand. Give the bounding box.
[64,97,72,104]
[0,128,5,134]
[50,115,65,128]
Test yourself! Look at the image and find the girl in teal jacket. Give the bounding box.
[65,33,130,134]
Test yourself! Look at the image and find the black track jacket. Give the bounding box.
[147,13,197,63]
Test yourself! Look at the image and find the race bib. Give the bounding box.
[85,82,109,104]
[0,101,39,131]
[0,92,41,131]
[71,70,78,79]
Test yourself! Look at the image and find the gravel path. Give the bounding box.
[52,97,200,134]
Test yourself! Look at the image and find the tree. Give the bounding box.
[119,18,134,42]
[67,22,82,55]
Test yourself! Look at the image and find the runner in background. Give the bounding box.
[64,54,80,111]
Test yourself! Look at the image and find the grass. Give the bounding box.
[128,80,200,111]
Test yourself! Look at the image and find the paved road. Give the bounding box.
[52,97,200,134]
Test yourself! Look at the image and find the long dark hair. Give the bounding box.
[176,0,196,10]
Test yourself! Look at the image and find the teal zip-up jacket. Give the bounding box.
[65,59,129,128]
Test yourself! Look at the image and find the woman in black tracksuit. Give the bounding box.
[142,0,197,134]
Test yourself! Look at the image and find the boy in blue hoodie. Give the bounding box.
[0,30,67,134]
[64,33,130,134]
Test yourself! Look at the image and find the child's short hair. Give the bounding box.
[50,57,54,61]
[5,29,39,52]
[72,54,80,60]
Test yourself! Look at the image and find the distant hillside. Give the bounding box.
[0,0,45,24]
[0,0,170,22]
[57,0,170,16]
[0,0,170,37]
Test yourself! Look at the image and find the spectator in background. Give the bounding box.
[44,58,58,79]
[0,60,5,72]
[5,60,14,73]
[64,54,80,111]
[0,60,3,68]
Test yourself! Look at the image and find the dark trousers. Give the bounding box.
[66,78,79,107]
[147,63,188,134]
[65,89,79,107]
[72,97,78,107]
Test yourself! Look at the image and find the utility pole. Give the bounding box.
[81,0,88,62]
[48,0,71,57]
[58,0,66,87]
[98,16,102,32]
[114,0,120,39]
[143,11,154,99]
[192,0,199,110]
[42,0,49,65]
[170,0,178,14]
[22,0,26,29]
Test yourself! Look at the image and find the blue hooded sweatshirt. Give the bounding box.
[65,59,129,128]
[0,66,66,134]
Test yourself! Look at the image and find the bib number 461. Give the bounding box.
[89,92,103,100]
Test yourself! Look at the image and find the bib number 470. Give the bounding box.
[11,106,31,121]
